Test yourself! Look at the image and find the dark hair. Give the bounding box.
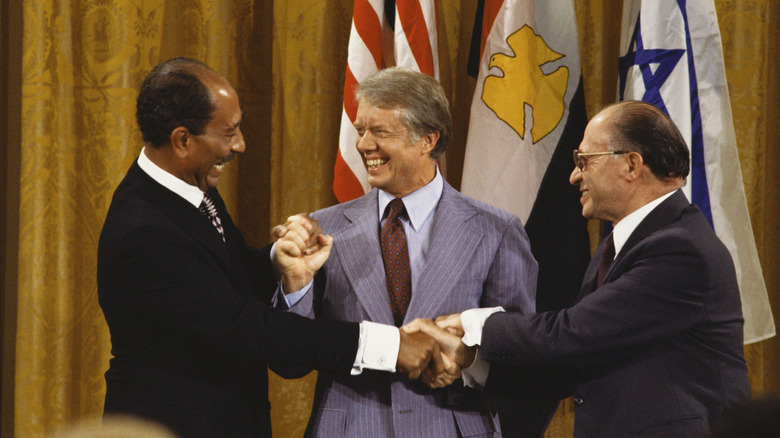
[355,67,452,159]
[606,100,690,180]
[136,58,216,148]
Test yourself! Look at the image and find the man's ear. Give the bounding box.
[170,127,190,158]
[625,151,644,181]
[419,132,440,156]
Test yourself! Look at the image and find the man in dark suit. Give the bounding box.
[97,58,442,438]
[274,67,537,437]
[408,100,751,437]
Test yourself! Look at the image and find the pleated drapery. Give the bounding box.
[1,1,778,437]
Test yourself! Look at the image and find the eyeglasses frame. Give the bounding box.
[573,149,631,171]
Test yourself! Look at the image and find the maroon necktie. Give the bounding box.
[597,233,615,287]
[381,198,411,326]
[199,193,225,242]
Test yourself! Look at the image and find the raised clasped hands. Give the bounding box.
[399,314,476,389]
[272,214,333,293]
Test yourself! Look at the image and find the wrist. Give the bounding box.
[281,273,312,294]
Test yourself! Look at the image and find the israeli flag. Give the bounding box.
[619,0,774,343]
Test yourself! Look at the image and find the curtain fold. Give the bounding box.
[4,0,777,436]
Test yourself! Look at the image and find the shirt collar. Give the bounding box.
[137,147,206,208]
[612,190,677,257]
[377,166,443,232]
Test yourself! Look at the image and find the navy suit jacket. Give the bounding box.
[98,161,360,437]
[480,190,750,437]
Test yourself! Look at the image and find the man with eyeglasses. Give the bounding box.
[407,100,751,438]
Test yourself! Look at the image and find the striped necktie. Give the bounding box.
[199,193,225,242]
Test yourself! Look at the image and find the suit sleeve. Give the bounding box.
[480,230,716,369]
[110,224,359,375]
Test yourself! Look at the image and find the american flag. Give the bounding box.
[333,0,439,202]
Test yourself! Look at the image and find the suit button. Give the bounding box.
[573,396,584,406]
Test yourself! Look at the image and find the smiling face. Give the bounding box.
[569,108,631,223]
[184,76,245,191]
[353,100,437,198]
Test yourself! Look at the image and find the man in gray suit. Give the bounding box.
[409,101,751,438]
[274,67,538,437]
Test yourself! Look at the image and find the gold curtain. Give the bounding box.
[1,1,778,437]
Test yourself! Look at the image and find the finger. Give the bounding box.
[400,318,424,334]
[429,341,445,377]
[284,226,312,252]
[285,214,313,228]
[276,237,304,258]
[435,313,464,335]
[317,234,333,248]
[306,234,332,256]
[420,365,437,386]
[445,326,465,337]
[272,225,286,238]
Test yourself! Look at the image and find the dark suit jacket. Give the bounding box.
[480,190,750,438]
[97,161,360,438]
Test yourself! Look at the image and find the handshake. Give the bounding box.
[396,314,477,389]
[273,214,478,389]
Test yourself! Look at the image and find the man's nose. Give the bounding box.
[569,166,582,186]
[356,132,374,152]
[233,129,246,153]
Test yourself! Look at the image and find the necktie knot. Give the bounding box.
[200,193,225,242]
[385,198,406,221]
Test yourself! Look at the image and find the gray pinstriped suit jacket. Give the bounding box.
[291,181,538,437]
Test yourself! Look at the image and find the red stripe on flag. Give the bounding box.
[333,150,365,203]
[480,0,504,60]
[396,0,435,75]
[344,67,359,122]
[353,0,384,69]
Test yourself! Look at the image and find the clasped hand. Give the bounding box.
[272,214,332,293]
[397,315,476,389]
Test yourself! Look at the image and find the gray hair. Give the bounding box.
[354,67,452,159]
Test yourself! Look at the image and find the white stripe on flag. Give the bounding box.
[619,0,775,343]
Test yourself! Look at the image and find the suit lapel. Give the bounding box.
[577,189,690,300]
[613,189,689,269]
[127,162,234,273]
[405,183,482,322]
[332,192,396,325]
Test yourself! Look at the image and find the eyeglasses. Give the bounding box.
[572,149,631,171]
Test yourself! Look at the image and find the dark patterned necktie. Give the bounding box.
[597,233,615,287]
[199,193,225,242]
[380,198,411,326]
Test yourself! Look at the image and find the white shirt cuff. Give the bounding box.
[352,321,399,375]
[461,306,504,346]
[459,307,504,389]
[461,348,490,389]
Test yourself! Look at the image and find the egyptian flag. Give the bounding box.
[333,0,439,202]
[460,1,590,435]
[462,0,590,314]
[619,0,774,343]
